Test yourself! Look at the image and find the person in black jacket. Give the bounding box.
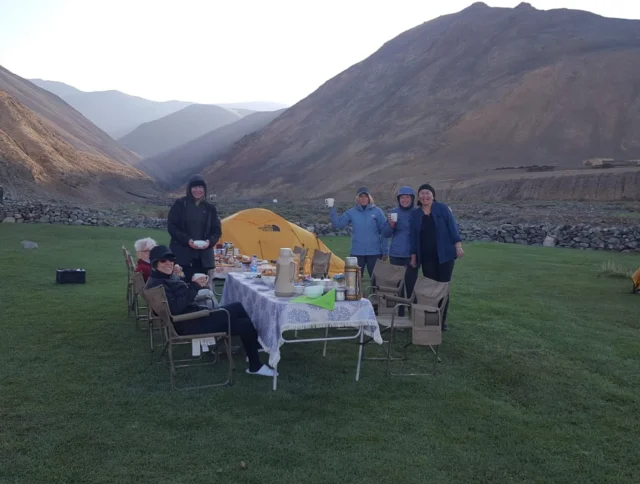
[146,245,276,377]
[167,174,222,283]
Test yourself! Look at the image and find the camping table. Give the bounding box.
[221,272,383,390]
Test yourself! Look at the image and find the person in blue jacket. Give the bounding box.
[409,183,464,330]
[381,186,418,314]
[330,187,387,278]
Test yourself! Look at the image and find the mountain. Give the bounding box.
[199,3,640,202]
[118,104,244,158]
[0,66,138,165]
[0,90,156,201]
[29,79,192,138]
[217,102,289,111]
[29,79,289,137]
[138,109,285,187]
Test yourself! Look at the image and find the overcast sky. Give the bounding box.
[1,0,639,106]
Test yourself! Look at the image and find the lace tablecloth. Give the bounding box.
[220,272,382,367]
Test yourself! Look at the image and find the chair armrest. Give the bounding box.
[383,294,412,305]
[172,310,211,322]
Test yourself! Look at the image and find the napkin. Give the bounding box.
[290,289,336,310]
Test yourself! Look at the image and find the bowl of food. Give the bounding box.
[193,240,208,248]
[303,285,324,298]
[262,275,276,288]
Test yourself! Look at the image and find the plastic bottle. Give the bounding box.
[250,254,258,272]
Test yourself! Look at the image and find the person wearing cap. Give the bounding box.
[145,245,276,377]
[167,174,222,284]
[409,183,464,330]
[381,186,418,314]
[329,187,387,278]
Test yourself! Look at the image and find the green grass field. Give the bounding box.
[1,224,639,483]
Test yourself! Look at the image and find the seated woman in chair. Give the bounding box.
[145,245,275,377]
[135,237,216,307]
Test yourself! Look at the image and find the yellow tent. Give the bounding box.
[220,208,345,276]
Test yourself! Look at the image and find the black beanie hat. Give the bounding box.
[417,183,436,200]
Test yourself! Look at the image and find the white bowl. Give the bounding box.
[262,275,276,287]
[193,240,208,248]
[293,285,304,295]
[304,285,324,298]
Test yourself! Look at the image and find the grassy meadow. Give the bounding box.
[1,223,639,483]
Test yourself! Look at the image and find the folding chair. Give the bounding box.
[122,246,135,318]
[131,271,149,331]
[293,246,308,276]
[143,286,233,390]
[310,249,331,278]
[362,260,408,360]
[384,276,449,376]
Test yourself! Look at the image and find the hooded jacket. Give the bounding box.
[381,186,415,258]
[409,201,462,265]
[330,202,387,256]
[167,175,222,268]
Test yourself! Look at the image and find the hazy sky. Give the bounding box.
[1,0,639,106]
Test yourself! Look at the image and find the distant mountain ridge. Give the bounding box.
[138,109,285,188]
[29,79,289,138]
[118,104,244,158]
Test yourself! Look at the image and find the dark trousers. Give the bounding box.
[353,254,381,279]
[421,257,455,328]
[174,302,262,371]
[389,256,419,316]
[182,258,211,283]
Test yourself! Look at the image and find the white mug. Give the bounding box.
[389,213,398,222]
[325,198,335,207]
[192,273,209,283]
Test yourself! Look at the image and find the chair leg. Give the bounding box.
[322,327,329,356]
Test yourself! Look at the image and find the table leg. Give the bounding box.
[356,330,364,381]
[272,364,278,391]
[322,327,329,356]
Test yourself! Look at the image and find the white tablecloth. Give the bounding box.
[220,272,382,367]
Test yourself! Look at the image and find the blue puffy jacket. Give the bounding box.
[409,202,462,265]
[330,203,387,256]
[381,186,415,258]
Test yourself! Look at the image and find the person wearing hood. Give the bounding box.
[145,245,276,377]
[167,175,222,284]
[329,187,387,278]
[381,186,418,314]
[409,183,464,330]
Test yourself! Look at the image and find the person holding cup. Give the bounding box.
[328,187,386,278]
[145,245,276,377]
[409,183,463,330]
[381,186,418,312]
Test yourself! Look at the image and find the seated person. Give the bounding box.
[134,237,157,281]
[145,245,275,377]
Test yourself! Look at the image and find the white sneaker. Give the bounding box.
[246,365,278,377]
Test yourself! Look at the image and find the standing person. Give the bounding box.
[381,186,418,314]
[329,187,386,278]
[167,175,222,284]
[409,183,464,330]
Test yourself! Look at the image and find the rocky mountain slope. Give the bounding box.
[139,109,285,188]
[0,90,156,201]
[0,66,139,165]
[199,3,640,201]
[118,104,244,158]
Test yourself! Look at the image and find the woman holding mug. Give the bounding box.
[409,183,463,330]
[381,186,418,313]
[328,187,387,278]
